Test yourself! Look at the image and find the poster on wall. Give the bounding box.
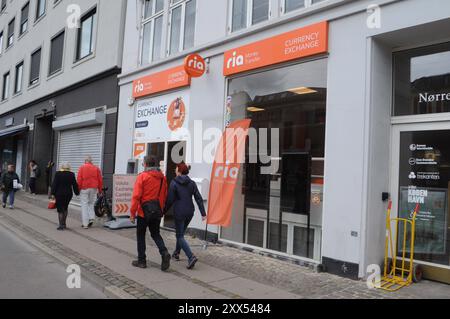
[398,186,447,255]
[112,174,138,218]
[134,90,190,142]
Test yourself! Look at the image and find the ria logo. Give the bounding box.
[134,80,144,94]
[215,164,239,179]
[188,56,204,71]
[227,51,244,69]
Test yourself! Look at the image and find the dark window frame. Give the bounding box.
[14,61,24,94]
[75,7,97,62]
[30,47,42,86]
[20,2,30,36]
[48,29,65,76]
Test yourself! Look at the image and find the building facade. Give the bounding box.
[115,0,450,284]
[0,0,127,192]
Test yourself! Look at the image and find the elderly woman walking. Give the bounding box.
[51,162,80,230]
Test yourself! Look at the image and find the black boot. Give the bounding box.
[62,210,68,229]
[161,251,171,271]
[57,213,64,230]
[131,260,147,268]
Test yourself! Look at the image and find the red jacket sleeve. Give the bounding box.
[97,167,103,193]
[77,167,83,190]
[159,177,168,213]
[130,175,143,218]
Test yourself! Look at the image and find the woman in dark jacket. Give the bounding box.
[1,164,20,209]
[51,162,80,230]
[164,163,206,269]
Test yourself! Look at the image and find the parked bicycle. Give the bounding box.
[94,187,113,221]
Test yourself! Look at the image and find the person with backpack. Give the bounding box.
[164,162,207,270]
[29,160,40,195]
[1,164,21,209]
[130,156,171,271]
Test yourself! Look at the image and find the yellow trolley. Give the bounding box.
[377,201,422,292]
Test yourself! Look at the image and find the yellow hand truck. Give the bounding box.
[376,201,422,292]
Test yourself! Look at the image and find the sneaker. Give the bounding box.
[131,260,147,269]
[161,252,171,271]
[88,219,94,227]
[172,252,180,261]
[8,205,13,210]
[187,256,198,270]
[2,203,5,208]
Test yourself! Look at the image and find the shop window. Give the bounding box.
[293,226,315,258]
[141,0,164,64]
[168,0,196,56]
[76,8,96,61]
[49,30,65,76]
[246,218,265,248]
[393,42,450,116]
[230,0,270,33]
[221,58,327,261]
[20,2,30,36]
[30,48,41,86]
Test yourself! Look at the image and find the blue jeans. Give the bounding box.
[2,190,15,206]
[174,215,194,260]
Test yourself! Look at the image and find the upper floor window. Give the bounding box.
[230,0,270,33]
[30,47,41,85]
[141,0,164,64]
[2,71,10,101]
[168,0,196,56]
[282,0,326,14]
[14,61,24,94]
[36,0,46,21]
[20,2,30,36]
[0,32,3,55]
[7,18,15,48]
[49,30,65,75]
[1,0,6,12]
[76,7,96,61]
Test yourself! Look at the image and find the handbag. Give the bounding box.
[141,179,163,221]
[48,199,56,210]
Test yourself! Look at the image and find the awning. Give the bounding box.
[0,124,29,138]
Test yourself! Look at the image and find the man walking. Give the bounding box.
[28,160,40,195]
[1,165,20,209]
[130,156,171,271]
[77,156,103,229]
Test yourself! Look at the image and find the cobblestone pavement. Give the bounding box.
[9,194,450,299]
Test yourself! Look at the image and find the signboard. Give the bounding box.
[398,186,447,254]
[134,90,190,142]
[184,53,206,78]
[223,21,328,76]
[112,174,137,217]
[132,65,191,99]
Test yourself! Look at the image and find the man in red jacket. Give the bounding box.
[130,156,170,271]
[77,156,103,229]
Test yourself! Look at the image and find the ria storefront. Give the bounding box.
[116,0,450,284]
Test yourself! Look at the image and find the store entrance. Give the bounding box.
[390,122,450,284]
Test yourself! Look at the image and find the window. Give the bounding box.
[2,72,10,101]
[20,2,30,35]
[1,0,6,12]
[36,0,46,21]
[282,0,326,14]
[14,62,24,94]
[141,0,164,64]
[49,31,65,75]
[168,0,196,55]
[7,18,15,48]
[393,42,450,116]
[230,0,269,33]
[76,8,96,61]
[0,32,3,55]
[30,48,41,85]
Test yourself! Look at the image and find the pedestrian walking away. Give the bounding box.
[130,155,171,271]
[77,156,103,229]
[1,165,21,209]
[165,162,207,269]
[51,162,80,230]
[28,160,40,195]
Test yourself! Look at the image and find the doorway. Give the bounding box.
[390,122,450,283]
[33,114,54,194]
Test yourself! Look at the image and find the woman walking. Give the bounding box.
[164,163,206,269]
[28,160,39,195]
[1,164,20,209]
[51,162,79,230]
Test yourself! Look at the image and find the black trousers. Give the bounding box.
[29,178,37,194]
[136,215,168,262]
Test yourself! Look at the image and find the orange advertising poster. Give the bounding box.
[132,65,191,98]
[223,21,328,76]
[207,119,252,227]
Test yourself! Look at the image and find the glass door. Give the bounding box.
[391,122,450,283]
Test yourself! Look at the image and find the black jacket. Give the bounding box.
[165,175,206,218]
[51,171,80,197]
[1,171,20,192]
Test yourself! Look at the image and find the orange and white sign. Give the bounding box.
[132,65,191,99]
[112,174,137,217]
[207,119,252,227]
[167,97,187,131]
[223,21,328,76]
[133,143,146,158]
[184,53,206,78]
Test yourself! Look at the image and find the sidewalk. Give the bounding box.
[1,192,448,299]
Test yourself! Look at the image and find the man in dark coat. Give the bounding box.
[1,165,20,209]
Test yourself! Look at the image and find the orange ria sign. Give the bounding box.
[184,53,206,78]
[223,21,328,76]
[132,65,191,99]
[207,119,252,227]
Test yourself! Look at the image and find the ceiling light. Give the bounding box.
[247,106,265,112]
[288,87,317,95]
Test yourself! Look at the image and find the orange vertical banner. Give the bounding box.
[207,119,252,227]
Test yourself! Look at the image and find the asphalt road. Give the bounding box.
[0,223,107,299]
